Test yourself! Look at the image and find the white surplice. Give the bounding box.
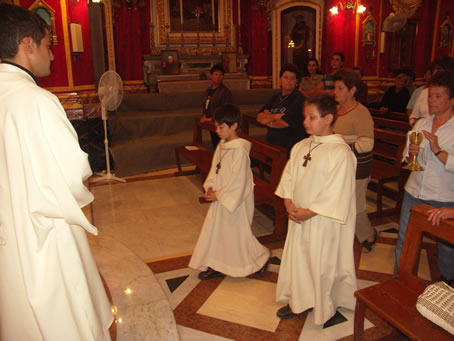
[0,64,113,341]
[189,138,269,277]
[275,134,358,325]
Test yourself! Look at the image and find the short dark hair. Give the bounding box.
[214,104,241,127]
[280,63,300,80]
[333,69,360,91]
[402,70,416,81]
[431,56,454,72]
[332,52,345,63]
[0,4,49,59]
[211,64,225,75]
[429,70,454,98]
[352,66,363,77]
[306,94,338,125]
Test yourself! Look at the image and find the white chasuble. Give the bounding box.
[0,64,113,341]
[275,134,358,325]
[189,138,269,277]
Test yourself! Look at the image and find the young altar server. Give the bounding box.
[189,104,270,280]
[275,94,358,325]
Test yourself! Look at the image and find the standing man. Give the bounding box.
[0,4,113,341]
[200,64,233,148]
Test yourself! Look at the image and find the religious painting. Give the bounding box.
[161,50,180,75]
[168,0,219,32]
[222,52,237,73]
[29,0,58,44]
[280,6,316,76]
[362,13,377,46]
[439,16,453,48]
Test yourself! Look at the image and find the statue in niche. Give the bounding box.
[439,16,452,48]
[290,14,310,74]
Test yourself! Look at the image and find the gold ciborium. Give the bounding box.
[403,131,424,171]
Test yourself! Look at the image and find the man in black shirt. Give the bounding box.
[257,64,307,152]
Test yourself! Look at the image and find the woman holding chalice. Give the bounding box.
[395,70,454,285]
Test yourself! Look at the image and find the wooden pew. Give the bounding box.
[369,128,407,217]
[369,107,410,122]
[354,204,454,341]
[373,116,411,133]
[175,118,289,243]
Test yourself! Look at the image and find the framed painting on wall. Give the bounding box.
[439,16,453,48]
[161,50,180,75]
[168,0,219,32]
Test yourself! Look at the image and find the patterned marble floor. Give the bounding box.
[88,170,439,340]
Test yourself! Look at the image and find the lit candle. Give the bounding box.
[180,0,183,25]
[212,0,215,28]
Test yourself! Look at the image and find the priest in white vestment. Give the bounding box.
[189,105,270,279]
[0,5,113,341]
[275,94,358,325]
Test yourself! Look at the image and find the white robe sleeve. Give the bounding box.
[216,149,252,213]
[203,145,220,192]
[309,147,356,224]
[9,92,97,248]
[275,144,297,200]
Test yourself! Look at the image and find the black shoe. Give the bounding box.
[254,258,270,276]
[276,304,297,319]
[362,229,378,253]
[198,267,225,280]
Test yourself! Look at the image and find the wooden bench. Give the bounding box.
[175,118,289,243]
[369,108,410,122]
[354,204,454,341]
[369,128,407,217]
[373,116,411,134]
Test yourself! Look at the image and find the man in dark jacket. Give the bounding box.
[200,64,233,148]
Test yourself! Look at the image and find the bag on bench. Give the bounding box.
[416,281,454,335]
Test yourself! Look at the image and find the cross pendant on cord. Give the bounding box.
[302,153,311,167]
[216,162,221,174]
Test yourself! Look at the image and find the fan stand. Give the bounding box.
[91,106,125,183]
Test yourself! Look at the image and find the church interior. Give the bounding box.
[4,0,454,339]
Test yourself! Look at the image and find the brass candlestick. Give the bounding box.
[403,131,424,171]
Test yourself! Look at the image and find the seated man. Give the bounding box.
[407,66,431,120]
[379,72,410,113]
[256,64,307,152]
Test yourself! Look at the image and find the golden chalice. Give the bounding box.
[403,131,424,171]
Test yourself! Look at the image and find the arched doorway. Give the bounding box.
[271,0,323,88]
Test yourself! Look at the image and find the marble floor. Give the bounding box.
[86,168,438,341]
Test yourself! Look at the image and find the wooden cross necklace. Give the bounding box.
[303,141,322,167]
[216,150,229,174]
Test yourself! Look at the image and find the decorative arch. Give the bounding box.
[271,0,323,88]
[29,0,58,44]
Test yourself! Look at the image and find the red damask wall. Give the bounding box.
[15,0,454,89]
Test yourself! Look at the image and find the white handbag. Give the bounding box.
[416,281,454,335]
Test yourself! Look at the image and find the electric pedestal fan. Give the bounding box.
[92,70,126,183]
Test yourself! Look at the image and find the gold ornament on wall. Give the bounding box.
[439,16,453,48]
[389,0,422,18]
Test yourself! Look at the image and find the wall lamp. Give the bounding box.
[330,1,366,15]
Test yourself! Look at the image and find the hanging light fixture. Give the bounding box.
[330,1,367,15]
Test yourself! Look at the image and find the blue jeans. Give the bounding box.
[394,192,454,279]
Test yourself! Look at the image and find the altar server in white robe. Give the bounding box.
[189,104,270,280]
[275,94,358,325]
[0,5,113,341]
